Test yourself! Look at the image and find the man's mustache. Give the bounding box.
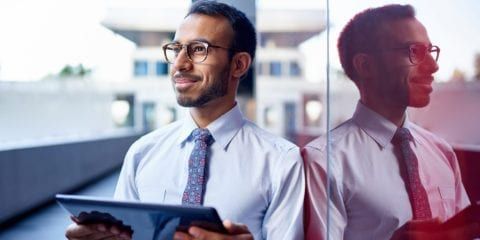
[173,73,202,81]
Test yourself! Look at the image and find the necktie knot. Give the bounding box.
[191,128,213,145]
[394,127,413,143]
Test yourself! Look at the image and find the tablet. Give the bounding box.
[442,201,480,230]
[56,194,227,239]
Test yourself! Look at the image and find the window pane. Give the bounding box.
[269,61,282,76]
[289,61,301,77]
[155,61,168,76]
[134,60,148,76]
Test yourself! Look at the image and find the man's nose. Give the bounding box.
[172,48,193,72]
[419,53,439,74]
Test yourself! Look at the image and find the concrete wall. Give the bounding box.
[0,132,142,224]
[0,81,117,144]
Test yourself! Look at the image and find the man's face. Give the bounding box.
[370,18,439,108]
[170,14,234,107]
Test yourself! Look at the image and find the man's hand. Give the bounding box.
[173,220,253,240]
[391,218,480,240]
[65,216,132,240]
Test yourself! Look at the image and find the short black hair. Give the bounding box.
[187,0,257,61]
[337,4,416,83]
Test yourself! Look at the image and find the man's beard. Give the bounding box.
[176,67,230,107]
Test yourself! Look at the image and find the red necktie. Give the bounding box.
[395,127,432,220]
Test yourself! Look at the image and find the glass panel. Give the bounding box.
[325,1,480,239]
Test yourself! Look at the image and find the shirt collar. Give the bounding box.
[352,101,399,148]
[177,104,246,150]
[177,111,199,146]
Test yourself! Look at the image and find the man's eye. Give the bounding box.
[410,46,424,56]
[191,45,206,53]
[411,47,420,55]
[171,46,182,52]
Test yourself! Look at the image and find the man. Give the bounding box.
[303,4,479,240]
[66,1,304,240]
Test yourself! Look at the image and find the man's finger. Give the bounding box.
[187,226,253,240]
[66,223,96,237]
[66,223,120,240]
[174,231,194,240]
[188,226,213,240]
[101,235,131,240]
[67,232,118,240]
[223,220,250,235]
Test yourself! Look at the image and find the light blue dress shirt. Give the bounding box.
[114,104,304,240]
[304,102,470,240]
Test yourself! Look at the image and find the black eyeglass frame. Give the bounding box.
[385,43,440,65]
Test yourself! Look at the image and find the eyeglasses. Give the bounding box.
[388,43,440,65]
[162,41,232,64]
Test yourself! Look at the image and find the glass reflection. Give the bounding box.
[305,2,480,240]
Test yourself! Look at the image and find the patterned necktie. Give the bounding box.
[394,127,432,220]
[182,128,213,205]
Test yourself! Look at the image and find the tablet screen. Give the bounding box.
[56,194,227,239]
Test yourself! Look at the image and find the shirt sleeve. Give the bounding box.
[445,145,471,212]
[261,147,305,240]
[113,143,141,201]
[303,145,348,240]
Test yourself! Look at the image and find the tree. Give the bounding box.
[58,64,91,78]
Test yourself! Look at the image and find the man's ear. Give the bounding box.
[230,52,252,79]
[352,53,375,79]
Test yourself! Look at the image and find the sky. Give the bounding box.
[300,0,480,82]
[0,0,135,81]
[0,0,479,81]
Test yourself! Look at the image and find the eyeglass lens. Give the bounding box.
[409,44,439,64]
[164,42,208,63]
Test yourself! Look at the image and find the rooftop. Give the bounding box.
[101,6,325,46]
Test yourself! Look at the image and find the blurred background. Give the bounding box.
[0,0,479,239]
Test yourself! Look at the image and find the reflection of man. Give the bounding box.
[66,1,304,239]
[303,4,478,240]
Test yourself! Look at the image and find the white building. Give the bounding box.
[101,3,327,144]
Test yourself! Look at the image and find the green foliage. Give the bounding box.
[58,64,92,78]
